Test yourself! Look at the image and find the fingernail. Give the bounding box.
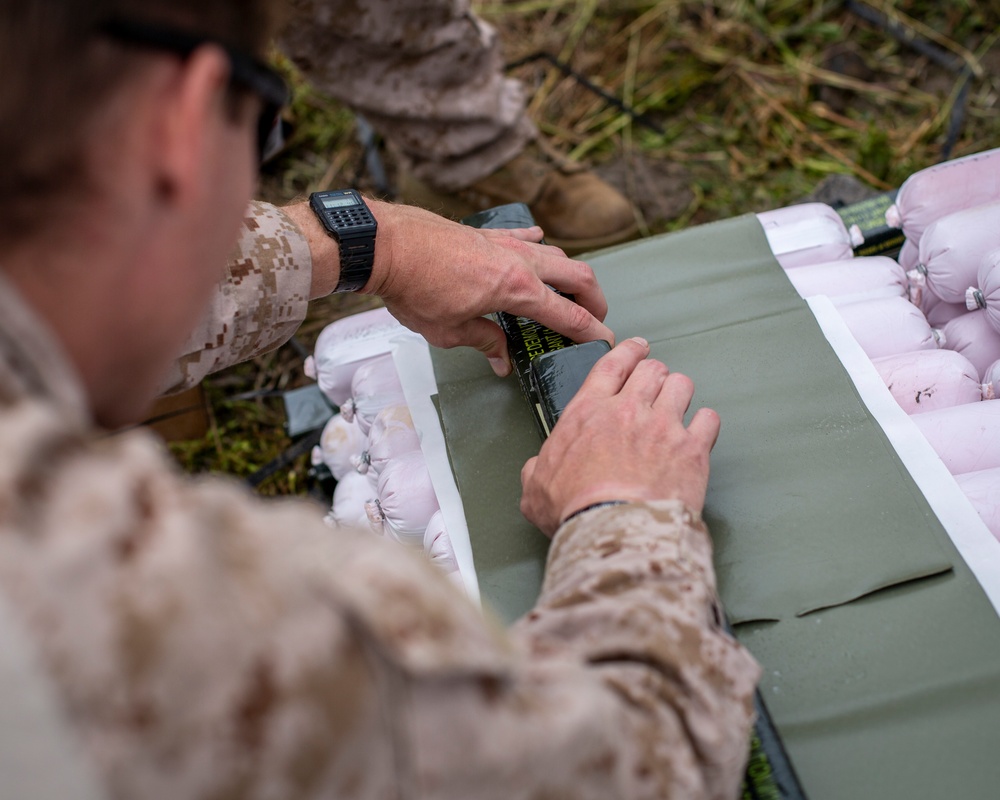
[488,357,511,377]
[630,336,649,348]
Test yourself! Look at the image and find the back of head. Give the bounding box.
[0,0,280,248]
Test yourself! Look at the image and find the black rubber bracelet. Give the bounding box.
[563,500,629,523]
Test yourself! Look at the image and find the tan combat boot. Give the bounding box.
[398,140,639,255]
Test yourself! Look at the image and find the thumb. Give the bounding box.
[453,316,512,377]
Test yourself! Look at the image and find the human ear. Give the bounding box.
[153,45,232,206]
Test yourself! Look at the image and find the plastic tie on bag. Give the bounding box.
[340,398,356,423]
[906,268,927,307]
[351,451,372,475]
[848,224,866,248]
[364,498,385,527]
[885,204,902,230]
[932,327,947,348]
[982,382,996,401]
[303,355,317,380]
[966,286,987,311]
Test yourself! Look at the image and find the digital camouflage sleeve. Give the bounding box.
[159,202,313,395]
[0,200,761,799]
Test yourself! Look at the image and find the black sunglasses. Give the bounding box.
[101,18,288,163]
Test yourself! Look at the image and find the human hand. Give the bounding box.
[519,337,721,537]
[365,202,615,376]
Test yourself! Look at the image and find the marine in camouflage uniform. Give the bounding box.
[0,201,760,798]
[281,0,533,192]
[278,0,640,252]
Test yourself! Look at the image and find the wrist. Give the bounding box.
[283,202,341,299]
[563,500,630,523]
[360,200,448,305]
[360,198,398,299]
[286,194,392,300]
[557,485,659,527]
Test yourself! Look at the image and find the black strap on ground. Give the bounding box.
[843,0,972,161]
[246,427,322,489]
[127,403,206,430]
[505,51,665,135]
[354,114,392,197]
[844,0,966,72]
[939,70,973,162]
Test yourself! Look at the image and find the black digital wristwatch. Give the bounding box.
[308,189,378,293]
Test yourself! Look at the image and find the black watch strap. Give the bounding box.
[308,189,378,293]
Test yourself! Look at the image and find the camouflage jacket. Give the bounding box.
[0,201,760,799]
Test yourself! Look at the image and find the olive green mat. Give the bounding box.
[430,214,1000,798]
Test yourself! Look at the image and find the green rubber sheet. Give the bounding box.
[431,214,1000,798]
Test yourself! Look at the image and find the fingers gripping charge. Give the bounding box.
[521,338,720,536]
[527,254,611,337]
[473,240,614,377]
[457,203,614,375]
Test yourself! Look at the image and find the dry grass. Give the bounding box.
[171,0,1000,491]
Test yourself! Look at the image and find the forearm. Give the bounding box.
[161,202,312,393]
[509,500,761,799]
[162,195,490,393]
[282,196,465,301]
[165,173,613,396]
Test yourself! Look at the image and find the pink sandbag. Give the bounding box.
[911,400,1000,474]
[341,354,407,436]
[326,470,375,531]
[423,510,463,587]
[941,310,1000,379]
[304,306,419,406]
[836,295,941,360]
[909,202,1000,304]
[756,203,858,269]
[871,349,985,414]
[983,360,1000,400]
[311,413,365,481]
[965,247,1000,336]
[354,404,421,477]
[783,256,906,302]
[925,297,966,328]
[898,238,919,271]
[365,449,440,548]
[885,147,1000,243]
[953,468,1000,540]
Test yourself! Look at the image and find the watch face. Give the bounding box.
[321,195,359,209]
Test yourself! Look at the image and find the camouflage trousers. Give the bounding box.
[282,0,537,190]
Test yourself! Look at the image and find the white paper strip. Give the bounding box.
[391,337,481,605]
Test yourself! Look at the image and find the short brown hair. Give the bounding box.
[0,0,280,246]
